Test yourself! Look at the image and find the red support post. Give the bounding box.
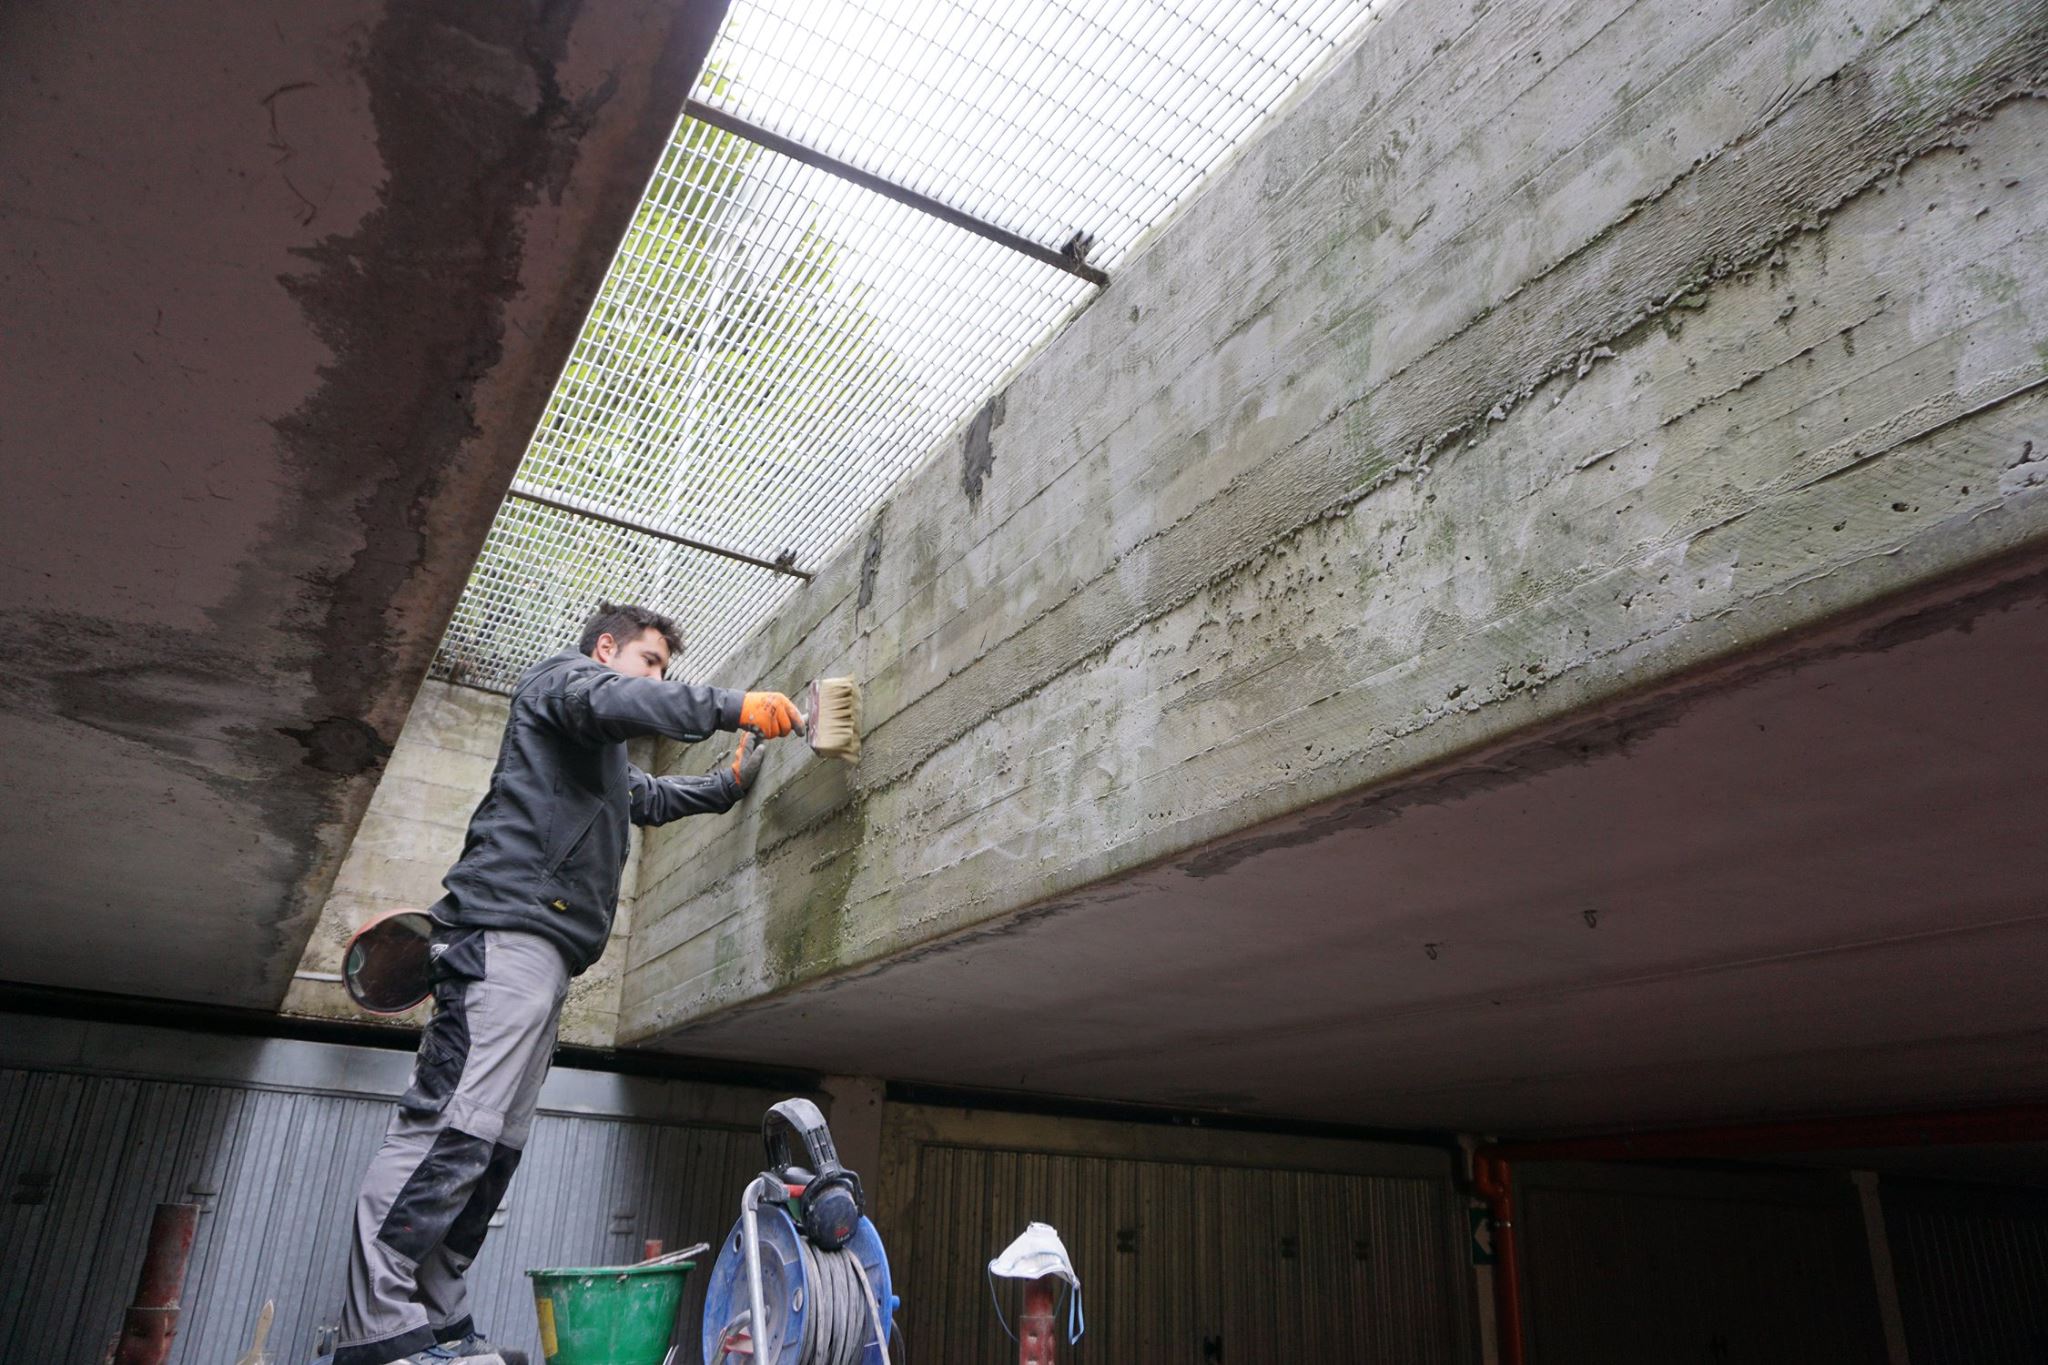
[1018,1273,1061,1365]
[1472,1153,1524,1365]
[111,1203,202,1365]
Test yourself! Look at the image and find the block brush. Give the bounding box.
[805,676,862,763]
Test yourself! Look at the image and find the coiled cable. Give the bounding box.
[791,1236,890,1365]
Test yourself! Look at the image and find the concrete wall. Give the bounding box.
[283,681,642,1046]
[622,0,2048,1043]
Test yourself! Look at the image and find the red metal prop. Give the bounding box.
[1018,1273,1061,1365]
[111,1203,201,1365]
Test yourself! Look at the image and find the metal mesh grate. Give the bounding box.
[702,0,1377,270]
[434,0,1380,693]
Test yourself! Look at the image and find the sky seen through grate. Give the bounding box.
[433,0,1379,693]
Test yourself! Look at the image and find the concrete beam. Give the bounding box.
[622,0,2048,1045]
[0,0,727,1006]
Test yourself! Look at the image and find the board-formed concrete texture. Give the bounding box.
[0,0,728,1007]
[282,682,648,1047]
[623,0,2048,1129]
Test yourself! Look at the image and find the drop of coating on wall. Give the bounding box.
[960,391,1005,506]
[858,509,886,611]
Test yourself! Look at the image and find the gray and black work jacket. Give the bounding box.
[432,649,744,975]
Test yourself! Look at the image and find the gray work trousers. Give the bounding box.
[335,928,568,1365]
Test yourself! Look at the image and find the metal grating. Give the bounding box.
[434,0,1380,693]
[703,0,1377,271]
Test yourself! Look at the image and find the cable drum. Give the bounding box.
[702,1203,894,1365]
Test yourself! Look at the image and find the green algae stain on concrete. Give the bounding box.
[711,926,746,996]
[1969,262,2023,304]
[757,791,871,991]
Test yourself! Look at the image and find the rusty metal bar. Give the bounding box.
[111,1203,201,1365]
[683,97,1111,289]
[1471,1153,1526,1365]
[506,483,813,582]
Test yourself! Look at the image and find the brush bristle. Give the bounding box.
[806,676,862,763]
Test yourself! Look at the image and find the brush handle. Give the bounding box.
[633,1241,710,1267]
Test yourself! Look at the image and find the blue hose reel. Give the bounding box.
[701,1201,894,1365]
[703,1100,897,1365]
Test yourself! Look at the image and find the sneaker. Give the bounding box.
[409,1335,529,1365]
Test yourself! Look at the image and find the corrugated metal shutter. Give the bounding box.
[0,1064,761,1365]
[1515,1162,1885,1365]
[886,1114,1473,1364]
[1883,1178,2048,1364]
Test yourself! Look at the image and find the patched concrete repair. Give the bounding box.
[0,0,729,1006]
[621,0,2048,1127]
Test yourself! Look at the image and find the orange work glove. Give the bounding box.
[730,728,766,792]
[740,690,805,739]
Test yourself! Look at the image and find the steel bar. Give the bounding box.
[742,1176,771,1363]
[684,97,1112,288]
[506,484,813,582]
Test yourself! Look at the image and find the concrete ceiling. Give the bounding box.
[0,0,727,1006]
[655,555,2048,1136]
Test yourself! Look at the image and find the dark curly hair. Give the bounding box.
[577,601,682,660]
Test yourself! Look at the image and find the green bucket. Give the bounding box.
[527,1261,694,1365]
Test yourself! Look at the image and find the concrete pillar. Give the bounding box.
[820,1076,886,1190]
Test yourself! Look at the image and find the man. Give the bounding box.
[333,602,805,1365]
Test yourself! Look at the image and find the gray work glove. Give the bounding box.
[729,727,767,795]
